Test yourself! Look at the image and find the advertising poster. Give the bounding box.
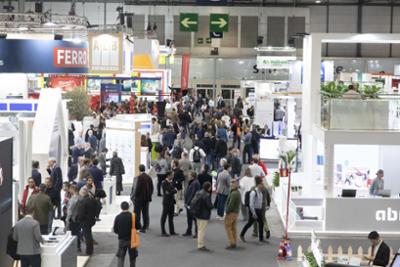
[139,79,161,95]
[0,138,13,267]
[88,33,123,74]
[50,75,85,92]
[101,83,122,104]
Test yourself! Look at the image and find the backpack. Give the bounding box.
[244,189,255,207]
[190,191,203,216]
[193,148,201,163]
[172,146,183,159]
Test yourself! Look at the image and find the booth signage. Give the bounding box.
[0,39,88,73]
[256,56,295,69]
[180,13,198,32]
[88,33,123,74]
[210,14,229,32]
[210,32,223,39]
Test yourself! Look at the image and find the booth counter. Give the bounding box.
[41,231,77,267]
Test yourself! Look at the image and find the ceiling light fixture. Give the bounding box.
[315,0,322,3]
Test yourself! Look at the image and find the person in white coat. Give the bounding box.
[239,167,254,221]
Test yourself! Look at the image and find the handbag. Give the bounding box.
[130,213,140,249]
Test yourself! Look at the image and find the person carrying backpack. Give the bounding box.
[189,145,206,174]
[240,177,267,244]
[190,181,213,252]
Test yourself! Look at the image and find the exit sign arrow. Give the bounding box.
[181,17,197,28]
[180,13,198,32]
[209,14,229,32]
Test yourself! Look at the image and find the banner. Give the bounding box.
[181,54,190,91]
[49,75,85,92]
[89,33,123,74]
[256,56,296,69]
[0,39,88,73]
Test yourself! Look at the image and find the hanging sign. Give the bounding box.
[256,56,296,69]
[88,32,123,74]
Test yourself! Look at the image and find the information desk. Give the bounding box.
[41,231,77,267]
[325,197,400,232]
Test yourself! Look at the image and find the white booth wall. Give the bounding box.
[0,74,28,99]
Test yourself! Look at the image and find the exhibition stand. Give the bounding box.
[41,232,77,267]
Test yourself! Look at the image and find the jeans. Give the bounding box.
[156,174,167,196]
[69,221,82,250]
[205,154,213,168]
[217,193,228,217]
[134,201,150,230]
[243,144,253,164]
[81,223,94,255]
[20,255,41,267]
[48,210,54,234]
[224,213,238,246]
[240,209,264,241]
[116,239,137,267]
[185,208,197,235]
[160,204,175,234]
[196,219,208,248]
[40,224,49,235]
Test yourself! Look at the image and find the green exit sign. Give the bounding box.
[210,14,229,32]
[180,13,198,32]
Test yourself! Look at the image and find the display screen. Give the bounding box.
[140,79,161,95]
[87,79,101,92]
[0,138,13,267]
[392,255,400,267]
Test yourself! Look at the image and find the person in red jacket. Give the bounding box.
[20,177,39,215]
[255,154,268,176]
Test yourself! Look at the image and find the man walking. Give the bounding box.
[192,182,213,252]
[77,187,98,255]
[216,163,231,220]
[160,171,178,237]
[13,206,44,267]
[44,177,60,233]
[171,159,185,215]
[113,201,139,267]
[28,183,53,234]
[183,172,201,238]
[47,158,63,218]
[131,164,154,233]
[89,158,104,190]
[67,184,82,252]
[224,180,241,249]
[110,151,125,195]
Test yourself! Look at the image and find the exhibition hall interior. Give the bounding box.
[2,0,400,267]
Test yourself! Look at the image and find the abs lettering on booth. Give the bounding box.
[53,48,88,68]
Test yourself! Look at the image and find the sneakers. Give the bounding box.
[225,244,237,250]
[170,233,179,236]
[198,246,212,252]
[182,232,192,237]
[139,229,147,233]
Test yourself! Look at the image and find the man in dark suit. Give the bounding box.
[365,231,390,267]
[47,158,63,218]
[77,187,98,255]
[89,158,104,190]
[160,171,177,237]
[131,164,154,233]
[110,152,125,195]
[31,161,42,187]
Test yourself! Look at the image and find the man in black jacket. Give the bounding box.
[365,231,390,267]
[131,165,154,233]
[31,161,42,187]
[160,172,177,237]
[89,158,104,190]
[110,152,125,195]
[171,160,185,215]
[183,172,201,238]
[192,182,213,252]
[77,187,98,255]
[214,137,227,168]
[47,158,63,218]
[44,177,60,233]
[113,201,138,267]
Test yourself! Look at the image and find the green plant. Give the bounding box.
[320,81,348,99]
[304,251,319,267]
[63,87,91,121]
[279,150,297,170]
[273,171,280,187]
[360,84,381,99]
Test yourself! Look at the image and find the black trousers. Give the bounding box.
[240,209,264,241]
[134,201,150,230]
[20,255,41,267]
[157,174,167,195]
[69,221,82,250]
[116,239,137,267]
[39,225,48,235]
[116,175,123,193]
[160,204,175,234]
[81,223,94,255]
[185,208,197,235]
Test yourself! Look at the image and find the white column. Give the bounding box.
[324,142,334,197]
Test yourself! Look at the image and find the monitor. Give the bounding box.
[341,189,357,198]
[391,253,400,267]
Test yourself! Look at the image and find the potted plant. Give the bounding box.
[273,171,280,188]
[320,81,348,99]
[304,251,319,267]
[360,84,381,99]
[63,87,92,121]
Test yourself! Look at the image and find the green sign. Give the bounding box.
[206,37,212,44]
[197,38,204,44]
[180,13,198,32]
[210,14,229,32]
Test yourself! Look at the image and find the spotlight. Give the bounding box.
[54,34,63,40]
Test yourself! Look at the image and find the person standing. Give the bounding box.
[110,152,125,195]
[155,151,169,197]
[131,164,154,233]
[197,164,212,188]
[27,184,53,235]
[216,163,231,220]
[183,172,201,238]
[87,130,98,152]
[160,171,178,237]
[20,177,39,216]
[229,149,242,180]
[31,161,42,187]
[252,179,271,240]
[113,201,139,267]
[242,128,253,164]
[89,158,104,190]
[47,158,63,218]
[239,168,254,221]
[66,184,82,252]
[214,137,228,168]
[189,145,206,174]
[171,159,185,215]
[44,178,59,234]
[240,177,266,243]
[370,169,385,196]
[192,182,213,252]
[13,206,44,267]
[365,231,390,267]
[77,187,98,255]
[224,180,241,249]
[179,151,193,194]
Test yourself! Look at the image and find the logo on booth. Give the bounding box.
[376,207,400,221]
[53,48,88,68]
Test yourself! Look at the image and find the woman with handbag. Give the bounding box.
[113,201,139,267]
